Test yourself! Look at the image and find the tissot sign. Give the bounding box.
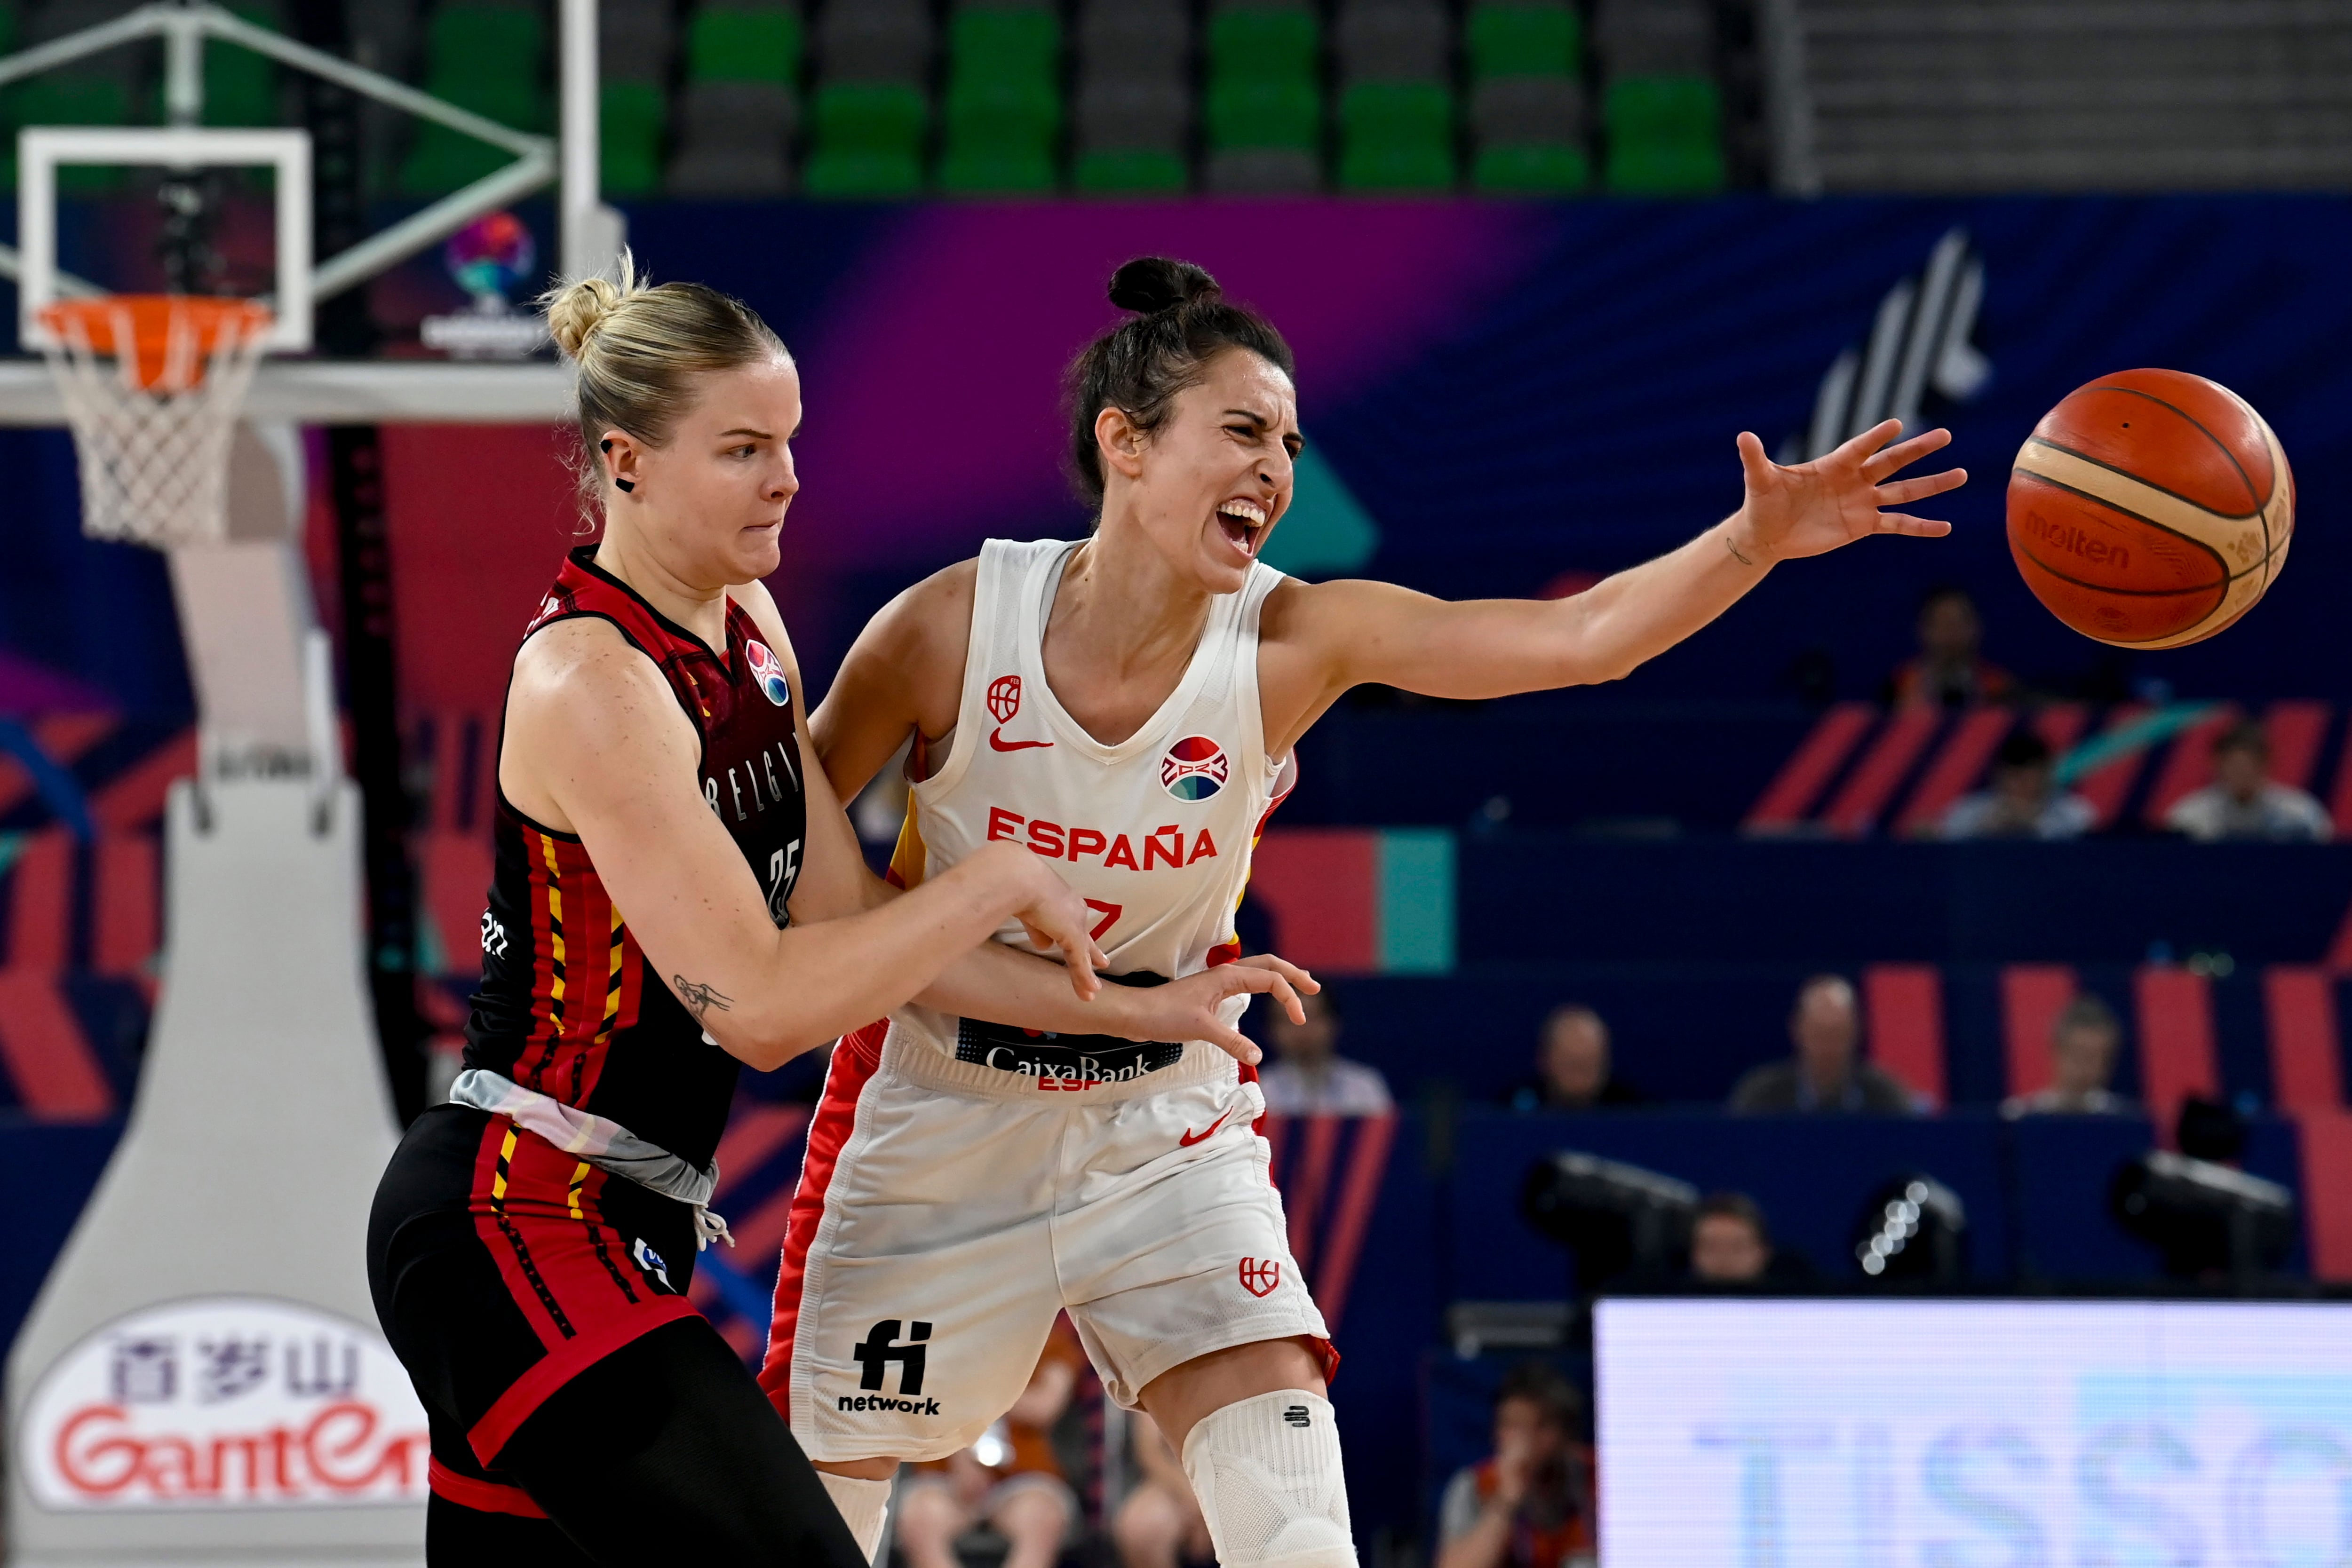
[20,1296,429,1510]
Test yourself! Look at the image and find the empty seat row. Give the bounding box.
[0,0,1733,198]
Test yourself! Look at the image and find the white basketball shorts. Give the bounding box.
[757,1023,1332,1464]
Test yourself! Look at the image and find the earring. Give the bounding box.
[600,439,613,452]
[614,478,635,492]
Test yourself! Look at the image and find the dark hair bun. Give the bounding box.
[1108,256,1221,316]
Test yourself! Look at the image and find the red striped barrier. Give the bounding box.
[1892,707,2013,838]
[1864,963,1946,1109]
[2000,965,2078,1100]
[1744,703,1875,832]
[2135,967,2219,1145]
[0,969,112,1117]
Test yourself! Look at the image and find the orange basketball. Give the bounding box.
[2007,369,2294,649]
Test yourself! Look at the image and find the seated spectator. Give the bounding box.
[1681,1191,1820,1286]
[1258,987,1394,1117]
[1112,1411,1213,1568]
[898,1319,1085,1568]
[1510,1005,1646,1110]
[1884,585,2015,710]
[1940,731,2096,840]
[1689,1192,1774,1283]
[2165,721,2332,842]
[2002,994,2137,1117]
[1729,974,1918,1115]
[1435,1362,1596,1568]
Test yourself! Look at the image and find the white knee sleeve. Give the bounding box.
[1180,1391,1357,1568]
[818,1470,894,1564]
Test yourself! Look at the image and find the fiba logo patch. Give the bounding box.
[1161,736,1229,801]
[989,674,1023,725]
[744,640,792,707]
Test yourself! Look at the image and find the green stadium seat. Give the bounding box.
[801,81,926,197]
[937,5,1060,192]
[1466,2,1580,81]
[1603,74,1724,193]
[424,3,546,88]
[685,6,801,86]
[1073,147,1188,195]
[939,76,1058,193]
[947,6,1057,79]
[1206,6,1318,82]
[202,6,280,126]
[400,3,548,193]
[1337,80,1454,191]
[1204,74,1319,154]
[400,78,547,193]
[1471,140,1587,192]
[8,77,136,190]
[600,80,665,195]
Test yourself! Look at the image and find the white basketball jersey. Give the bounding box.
[882,537,1289,1088]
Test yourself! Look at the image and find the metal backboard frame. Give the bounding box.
[0,0,612,424]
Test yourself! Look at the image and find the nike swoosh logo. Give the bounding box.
[989,727,1053,752]
[1180,1110,1232,1148]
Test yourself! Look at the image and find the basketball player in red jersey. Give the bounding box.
[366,260,1311,1566]
[773,259,1965,1568]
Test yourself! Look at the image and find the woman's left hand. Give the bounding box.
[1110,954,1319,1064]
[1727,420,1967,563]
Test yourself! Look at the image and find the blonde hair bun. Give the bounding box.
[542,251,646,361]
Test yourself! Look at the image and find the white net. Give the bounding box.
[38,297,272,551]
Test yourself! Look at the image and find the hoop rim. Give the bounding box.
[38,294,275,353]
[37,293,275,393]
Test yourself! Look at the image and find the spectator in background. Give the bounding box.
[2002,995,2137,1117]
[1885,585,2015,710]
[898,1319,1084,1568]
[1940,731,2097,840]
[1729,974,1918,1115]
[1510,1005,1646,1110]
[1436,1362,1595,1568]
[2166,721,2332,842]
[1257,987,1393,1116]
[1112,1411,1213,1568]
[1689,1192,1775,1283]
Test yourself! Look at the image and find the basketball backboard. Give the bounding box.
[18,126,313,352]
[0,0,609,426]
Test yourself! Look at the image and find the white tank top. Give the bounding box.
[880,537,1290,1093]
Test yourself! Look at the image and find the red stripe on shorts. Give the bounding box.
[429,1457,548,1518]
[759,1019,887,1417]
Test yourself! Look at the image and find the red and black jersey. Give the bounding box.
[466,546,806,1171]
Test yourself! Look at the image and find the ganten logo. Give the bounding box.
[851,1319,931,1394]
[630,1237,672,1291]
[744,639,793,707]
[1238,1258,1281,1298]
[1161,736,1229,801]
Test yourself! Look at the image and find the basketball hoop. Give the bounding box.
[37,294,275,550]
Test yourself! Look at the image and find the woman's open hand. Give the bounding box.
[1728,420,1966,563]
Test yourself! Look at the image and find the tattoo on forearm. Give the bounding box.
[675,975,732,1021]
[1723,530,1756,566]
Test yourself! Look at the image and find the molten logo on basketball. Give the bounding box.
[744,640,791,707]
[2018,510,2129,570]
[989,674,1023,725]
[1161,736,1229,801]
[1238,1258,1281,1297]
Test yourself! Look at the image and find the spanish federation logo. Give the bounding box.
[743,639,791,707]
[987,673,1052,752]
[1161,736,1229,800]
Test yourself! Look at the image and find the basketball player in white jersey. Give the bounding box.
[763,257,1967,1568]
